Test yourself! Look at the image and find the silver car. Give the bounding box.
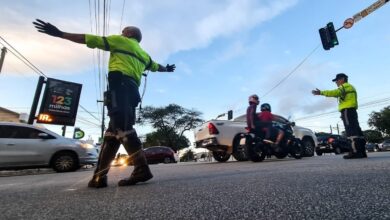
[0,122,98,172]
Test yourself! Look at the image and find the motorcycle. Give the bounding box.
[242,122,303,162]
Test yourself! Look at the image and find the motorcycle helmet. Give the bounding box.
[123,26,142,42]
[261,103,271,112]
[248,94,259,105]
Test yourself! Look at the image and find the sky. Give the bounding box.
[1,0,390,152]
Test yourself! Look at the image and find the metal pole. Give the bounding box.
[97,100,105,142]
[0,47,7,74]
[28,76,45,124]
[62,125,66,137]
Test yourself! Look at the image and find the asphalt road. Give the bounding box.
[1,152,390,220]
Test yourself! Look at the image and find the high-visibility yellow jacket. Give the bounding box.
[85,34,159,86]
[320,82,358,111]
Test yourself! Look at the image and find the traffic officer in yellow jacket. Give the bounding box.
[312,73,366,159]
[33,19,176,187]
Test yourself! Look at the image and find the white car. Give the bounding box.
[194,114,318,162]
[0,122,98,172]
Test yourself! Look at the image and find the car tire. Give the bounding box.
[316,151,323,156]
[302,137,315,157]
[212,151,231,162]
[374,147,379,152]
[52,152,79,172]
[163,157,171,164]
[232,135,249,161]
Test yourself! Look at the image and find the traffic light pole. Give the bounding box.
[28,76,45,124]
[0,47,7,74]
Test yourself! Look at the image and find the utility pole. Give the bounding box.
[336,124,340,135]
[97,100,105,142]
[0,47,7,74]
[330,125,333,134]
[62,126,66,137]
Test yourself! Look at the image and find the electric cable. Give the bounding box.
[0,38,47,78]
[119,0,126,32]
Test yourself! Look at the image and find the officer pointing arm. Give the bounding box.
[32,19,175,73]
[33,18,175,188]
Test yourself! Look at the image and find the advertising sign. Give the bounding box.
[37,78,82,126]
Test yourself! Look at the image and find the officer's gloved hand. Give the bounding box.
[33,19,64,37]
[166,64,176,72]
[311,88,321,95]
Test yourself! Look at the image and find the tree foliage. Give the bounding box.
[143,129,189,152]
[363,130,383,143]
[180,148,195,162]
[368,106,390,136]
[139,104,204,151]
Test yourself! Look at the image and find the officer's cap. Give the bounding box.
[332,73,348,82]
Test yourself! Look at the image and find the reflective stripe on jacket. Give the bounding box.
[320,82,358,111]
[85,34,159,86]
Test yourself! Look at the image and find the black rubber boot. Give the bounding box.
[88,137,120,188]
[118,150,153,186]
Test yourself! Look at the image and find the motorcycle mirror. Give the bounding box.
[290,122,296,127]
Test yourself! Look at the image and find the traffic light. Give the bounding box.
[227,110,233,120]
[319,22,339,50]
[327,22,339,46]
[319,27,331,50]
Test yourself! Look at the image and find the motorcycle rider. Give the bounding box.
[246,94,261,135]
[257,103,284,148]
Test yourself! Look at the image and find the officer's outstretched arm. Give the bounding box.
[157,64,176,72]
[33,19,85,44]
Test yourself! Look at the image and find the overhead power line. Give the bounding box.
[261,44,321,99]
[295,96,390,122]
[0,36,48,78]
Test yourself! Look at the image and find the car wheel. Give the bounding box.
[302,138,315,157]
[232,135,249,161]
[374,147,379,152]
[334,147,342,155]
[316,151,323,156]
[212,151,231,162]
[52,152,79,172]
[163,157,171,164]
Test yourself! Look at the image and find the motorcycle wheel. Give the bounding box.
[290,139,303,159]
[247,141,266,162]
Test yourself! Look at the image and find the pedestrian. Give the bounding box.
[33,19,176,187]
[312,73,366,159]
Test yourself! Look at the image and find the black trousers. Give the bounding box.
[341,108,365,153]
[106,71,141,132]
[340,108,363,138]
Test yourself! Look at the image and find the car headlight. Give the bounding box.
[76,141,95,149]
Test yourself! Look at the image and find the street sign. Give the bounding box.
[343,18,354,29]
[37,78,82,126]
[353,0,389,23]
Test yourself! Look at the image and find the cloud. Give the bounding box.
[1,0,298,76]
[255,61,342,117]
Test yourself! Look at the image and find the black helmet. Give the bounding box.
[261,103,271,112]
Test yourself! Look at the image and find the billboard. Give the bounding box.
[37,78,82,126]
